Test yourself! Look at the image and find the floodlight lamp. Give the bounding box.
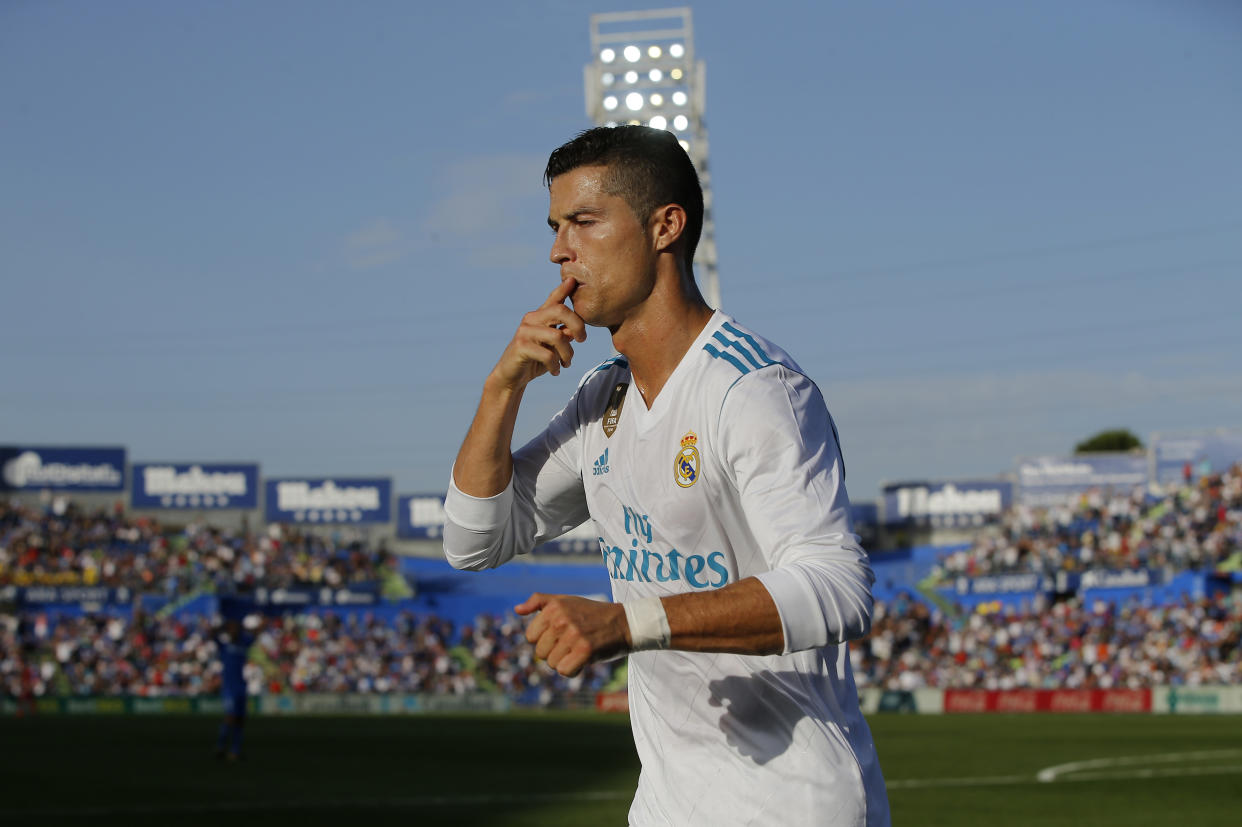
[625,92,644,111]
[669,43,685,58]
[601,48,616,63]
[649,69,663,82]
[678,139,690,152]
[603,96,619,111]
[673,114,689,131]
[649,93,664,106]
[602,72,615,86]
[649,115,668,130]
[623,45,641,63]
[670,68,684,80]
[606,120,618,127]
[627,119,641,126]
[625,70,638,84]
[672,91,688,106]
[648,45,662,58]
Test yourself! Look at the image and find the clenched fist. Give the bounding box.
[515,592,630,677]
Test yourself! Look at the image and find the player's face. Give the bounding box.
[547,165,657,329]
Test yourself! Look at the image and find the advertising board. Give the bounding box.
[264,477,392,524]
[250,585,380,610]
[14,586,134,608]
[881,480,1013,528]
[955,572,1051,596]
[0,446,126,491]
[1016,454,1148,506]
[1151,686,1242,714]
[131,462,259,509]
[397,493,447,539]
[943,689,1151,713]
[1153,431,1242,485]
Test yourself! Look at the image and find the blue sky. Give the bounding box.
[3,0,1240,505]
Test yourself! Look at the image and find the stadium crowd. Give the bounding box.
[851,591,1242,691]
[930,464,1242,580]
[0,499,408,595]
[5,464,1238,596]
[3,465,1241,705]
[7,589,1237,703]
[0,608,619,704]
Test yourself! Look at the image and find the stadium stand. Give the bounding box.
[928,464,1242,579]
[0,499,404,593]
[0,608,621,705]
[852,591,1241,691]
[2,464,1240,707]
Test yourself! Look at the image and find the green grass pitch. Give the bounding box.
[1,713,1239,825]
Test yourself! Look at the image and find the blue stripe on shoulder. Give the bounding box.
[710,331,760,370]
[721,322,774,365]
[703,343,750,375]
[590,356,629,375]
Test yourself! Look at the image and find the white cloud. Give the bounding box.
[344,217,408,271]
[421,154,547,256]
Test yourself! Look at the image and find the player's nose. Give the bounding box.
[550,229,573,264]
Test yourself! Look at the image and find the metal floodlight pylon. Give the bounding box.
[584,7,721,308]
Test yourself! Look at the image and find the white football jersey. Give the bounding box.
[445,311,889,826]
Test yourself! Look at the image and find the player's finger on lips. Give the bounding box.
[540,277,576,308]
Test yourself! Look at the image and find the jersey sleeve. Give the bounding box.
[442,390,591,571]
[718,366,875,652]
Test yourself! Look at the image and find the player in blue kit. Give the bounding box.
[213,614,256,761]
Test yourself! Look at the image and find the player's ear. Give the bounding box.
[650,204,687,252]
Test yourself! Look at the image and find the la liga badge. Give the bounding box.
[674,431,700,488]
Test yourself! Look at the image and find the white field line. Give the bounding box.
[7,755,1242,817]
[886,774,1031,790]
[1035,749,1242,783]
[1058,764,1242,782]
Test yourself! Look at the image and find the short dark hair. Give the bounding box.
[544,126,703,271]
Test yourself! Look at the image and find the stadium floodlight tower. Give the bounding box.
[584,7,720,308]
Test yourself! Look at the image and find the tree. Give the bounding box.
[1074,429,1144,454]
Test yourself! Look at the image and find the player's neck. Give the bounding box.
[610,277,714,409]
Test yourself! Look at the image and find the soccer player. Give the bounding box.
[213,613,256,761]
[443,126,889,825]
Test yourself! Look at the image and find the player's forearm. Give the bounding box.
[452,376,526,497]
[657,577,785,655]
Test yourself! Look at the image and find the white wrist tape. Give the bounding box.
[623,596,671,652]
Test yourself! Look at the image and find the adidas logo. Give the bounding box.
[593,448,610,476]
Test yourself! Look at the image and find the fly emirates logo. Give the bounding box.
[597,504,730,589]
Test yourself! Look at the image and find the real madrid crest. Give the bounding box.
[674,430,700,488]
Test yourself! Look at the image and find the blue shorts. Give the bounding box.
[222,690,247,719]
